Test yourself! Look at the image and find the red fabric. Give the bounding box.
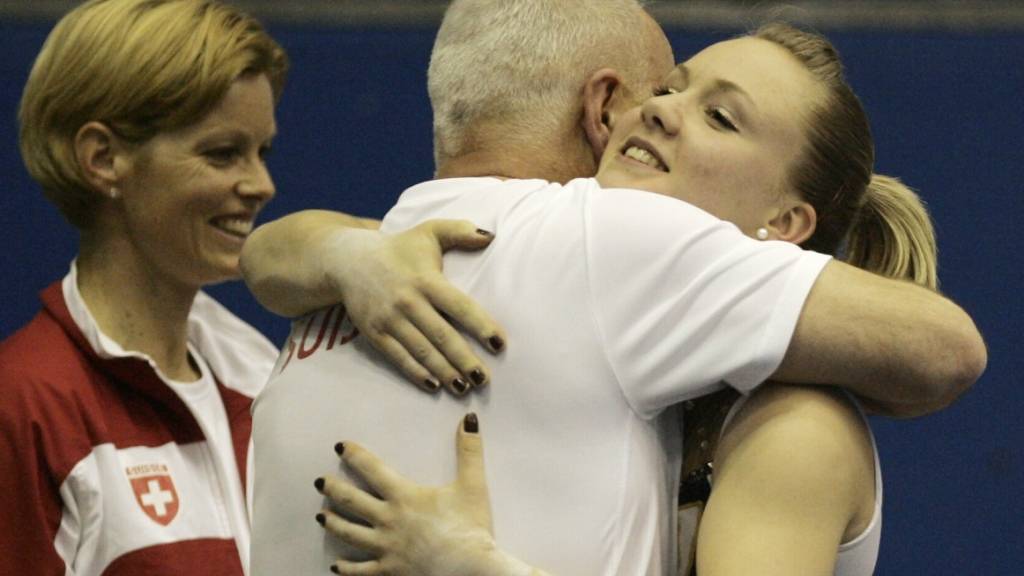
[218,382,254,491]
[103,538,244,576]
[0,282,252,575]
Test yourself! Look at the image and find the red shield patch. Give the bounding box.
[130,474,180,526]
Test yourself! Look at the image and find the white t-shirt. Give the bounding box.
[164,356,252,570]
[250,177,831,576]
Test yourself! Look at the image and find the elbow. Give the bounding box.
[238,229,266,295]
[924,316,988,409]
[238,226,295,317]
[875,327,986,420]
[949,326,988,399]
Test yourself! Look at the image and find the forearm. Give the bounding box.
[857,389,957,419]
[240,210,380,317]
[773,260,987,414]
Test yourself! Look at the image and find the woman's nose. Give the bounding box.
[237,159,276,202]
[641,96,681,136]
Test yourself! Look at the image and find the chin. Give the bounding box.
[594,169,628,189]
[194,258,243,288]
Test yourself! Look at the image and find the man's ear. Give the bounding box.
[581,68,626,165]
[74,121,123,199]
[767,201,818,245]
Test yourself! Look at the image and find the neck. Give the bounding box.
[435,121,596,184]
[77,234,200,382]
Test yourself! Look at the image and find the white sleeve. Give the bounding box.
[583,187,831,419]
[54,476,81,575]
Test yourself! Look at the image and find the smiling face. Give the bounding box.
[113,73,277,289]
[596,37,826,236]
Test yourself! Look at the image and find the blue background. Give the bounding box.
[1,21,1021,574]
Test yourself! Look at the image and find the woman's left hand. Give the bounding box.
[317,414,500,576]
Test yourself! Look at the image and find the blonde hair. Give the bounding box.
[753,23,937,287]
[847,174,938,288]
[428,0,663,165]
[19,0,289,229]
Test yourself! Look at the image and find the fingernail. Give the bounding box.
[488,335,505,352]
[330,566,340,575]
[314,477,325,492]
[424,377,441,391]
[315,512,326,526]
[476,228,493,237]
[334,442,345,456]
[452,378,469,394]
[463,412,479,433]
[470,369,486,386]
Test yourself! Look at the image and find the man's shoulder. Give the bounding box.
[385,176,734,249]
[390,176,714,216]
[382,177,580,232]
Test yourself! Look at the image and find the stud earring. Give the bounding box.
[108,187,120,200]
[756,228,769,240]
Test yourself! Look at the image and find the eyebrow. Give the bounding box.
[198,126,277,145]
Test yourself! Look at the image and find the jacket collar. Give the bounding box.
[40,274,202,431]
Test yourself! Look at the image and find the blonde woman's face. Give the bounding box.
[113,74,278,288]
[597,37,825,236]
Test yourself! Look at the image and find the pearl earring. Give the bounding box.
[108,187,120,200]
[756,228,769,240]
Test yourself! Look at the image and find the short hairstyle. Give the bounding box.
[19,0,289,229]
[428,0,664,165]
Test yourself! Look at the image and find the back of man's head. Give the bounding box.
[428,0,670,177]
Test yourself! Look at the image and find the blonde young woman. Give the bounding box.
[306,25,947,576]
[0,1,287,574]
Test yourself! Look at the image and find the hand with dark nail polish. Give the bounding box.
[470,369,486,386]
[488,335,505,352]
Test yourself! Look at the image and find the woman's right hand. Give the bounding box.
[325,219,507,394]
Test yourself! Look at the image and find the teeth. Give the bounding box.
[624,146,667,171]
[213,217,253,237]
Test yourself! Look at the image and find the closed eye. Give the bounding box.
[652,85,680,97]
[204,147,241,165]
[706,107,738,132]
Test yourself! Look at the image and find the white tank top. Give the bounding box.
[677,392,882,575]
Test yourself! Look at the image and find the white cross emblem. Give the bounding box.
[140,479,174,517]
[129,472,180,526]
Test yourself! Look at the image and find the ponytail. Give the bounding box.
[752,24,936,290]
[844,174,938,290]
